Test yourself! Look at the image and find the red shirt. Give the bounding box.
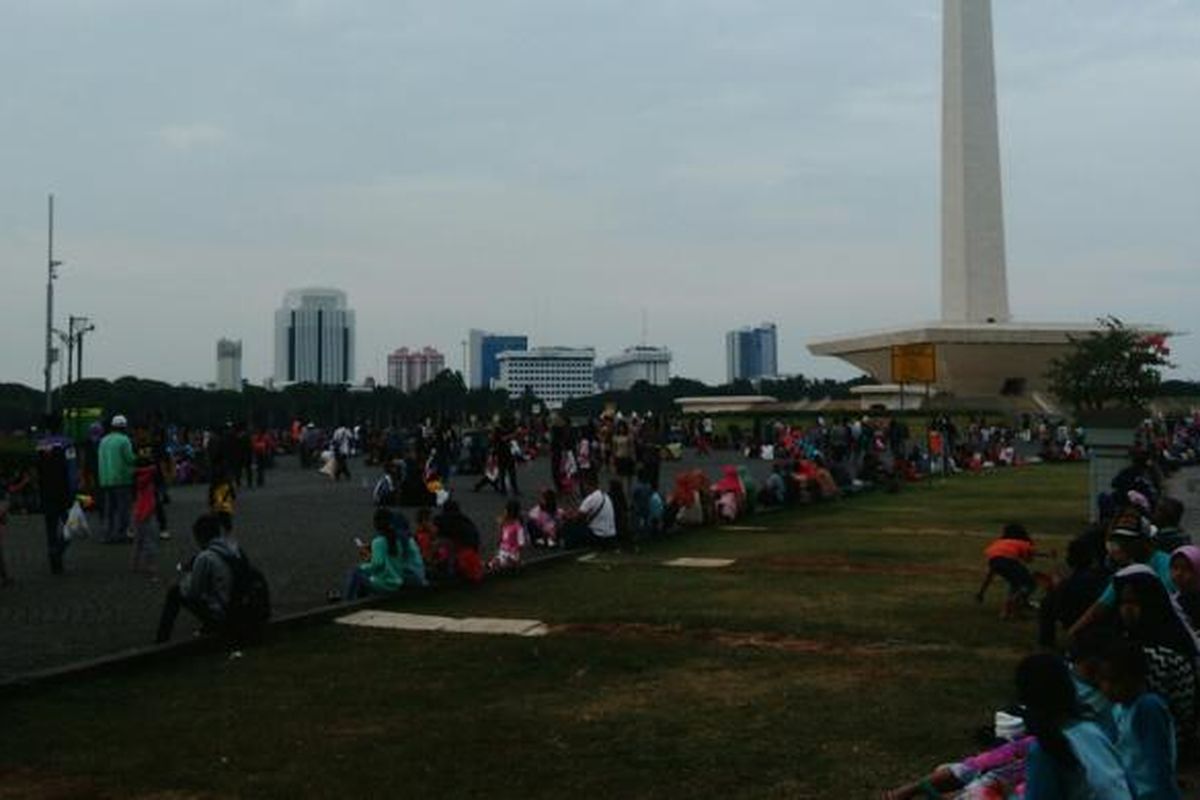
[985,538,1034,562]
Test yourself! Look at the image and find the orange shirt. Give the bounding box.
[985,538,1034,562]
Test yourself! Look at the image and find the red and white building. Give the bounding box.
[387,347,446,393]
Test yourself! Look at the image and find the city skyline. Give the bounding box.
[1,2,1197,388]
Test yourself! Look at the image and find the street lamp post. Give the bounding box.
[43,194,63,416]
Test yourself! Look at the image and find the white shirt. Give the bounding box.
[578,490,616,538]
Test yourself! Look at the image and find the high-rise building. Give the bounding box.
[496,347,595,409]
[595,346,672,392]
[467,329,528,389]
[387,347,446,393]
[274,288,356,385]
[216,338,243,392]
[726,323,778,382]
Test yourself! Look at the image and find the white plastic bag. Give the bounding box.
[64,500,90,541]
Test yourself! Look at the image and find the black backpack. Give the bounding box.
[215,549,271,643]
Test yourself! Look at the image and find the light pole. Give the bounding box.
[43,194,63,416]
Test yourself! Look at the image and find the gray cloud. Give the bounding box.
[0,0,1196,387]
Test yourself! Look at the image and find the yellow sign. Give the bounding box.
[890,344,936,384]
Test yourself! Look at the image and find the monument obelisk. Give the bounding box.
[808,0,1107,407]
[941,0,1009,324]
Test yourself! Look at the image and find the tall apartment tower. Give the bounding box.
[274,288,356,385]
[387,347,446,393]
[216,338,243,392]
[725,323,778,382]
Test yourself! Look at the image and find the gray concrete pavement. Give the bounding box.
[0,451,771,681]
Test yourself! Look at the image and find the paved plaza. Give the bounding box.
[0,451,772,681]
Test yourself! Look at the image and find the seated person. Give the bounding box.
[1038,536,1109,648]
[155,514,239,643]
[1170,545,1200,630]
[527,489,564,547]
[1099,640,1181,799]
[562,476,617,549]
[342,508,406,600]
[434,500,483,583]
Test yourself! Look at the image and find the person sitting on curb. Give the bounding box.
[155,514,240,643]
[341,508,406,601]
[562,475,617,550]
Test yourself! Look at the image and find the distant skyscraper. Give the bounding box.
[725,323,778,382]
[216,338,243,392]
[274,288,356,385]
[467,329,528,389]
[387,347,446,393]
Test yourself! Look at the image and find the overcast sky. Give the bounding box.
[1,0,1197,388]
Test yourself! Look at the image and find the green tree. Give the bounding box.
[1046,316,1173,411]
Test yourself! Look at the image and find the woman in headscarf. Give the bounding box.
[1113,564,1200,756]
[1169,545,1200,631]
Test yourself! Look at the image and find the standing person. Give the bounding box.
[608,479,632,551]
[495,426,519,497]
[131,450,160,577]
[209,469,237,534]
[36,414,79,573]
[612,422,635,494]
[331,424,353,481]
[251,428,271,488]
[98,414,136,544]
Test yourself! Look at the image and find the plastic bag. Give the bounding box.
[64,500,90,541]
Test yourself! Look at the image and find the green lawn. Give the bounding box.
[1,464,1088,799]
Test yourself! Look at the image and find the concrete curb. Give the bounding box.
[0,545,580,695]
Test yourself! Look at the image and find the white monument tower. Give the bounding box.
[808,0,1108,408]
[941,0,1008,325]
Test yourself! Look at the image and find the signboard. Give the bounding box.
[890,344,937,384]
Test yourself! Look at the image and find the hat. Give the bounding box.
[111,414,128,428]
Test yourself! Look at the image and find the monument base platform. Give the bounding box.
[809,321,1107,405]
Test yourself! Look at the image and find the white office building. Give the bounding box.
[595,346,672,391]
[496,347,596,409]
[216,338,243,392]
[274,288,356,385]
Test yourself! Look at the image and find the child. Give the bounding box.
[977,523,1050,619]
[1099,639,1181,799]
[473,455,503,494]
[1169,545,1200,630]
[131,452,159,577]
[208,469,236,534]
[488,500,524,572]
[527,489,563,547]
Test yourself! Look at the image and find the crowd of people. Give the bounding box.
[886,414,1200,799]
[6,404,1200,797]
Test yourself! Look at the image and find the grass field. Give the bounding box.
[0,464,1088,799]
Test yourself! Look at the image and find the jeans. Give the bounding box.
[343,567,372,600]
[103,485,133,542]
[156,584,221,643]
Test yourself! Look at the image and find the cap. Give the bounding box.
[111,415,128,428]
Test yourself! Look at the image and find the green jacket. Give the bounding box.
[360,535,404,593]
[98,432,135,488]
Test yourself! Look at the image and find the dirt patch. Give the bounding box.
[0,768,100,800]
[553,621,961,658]
[748,555,975,578]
